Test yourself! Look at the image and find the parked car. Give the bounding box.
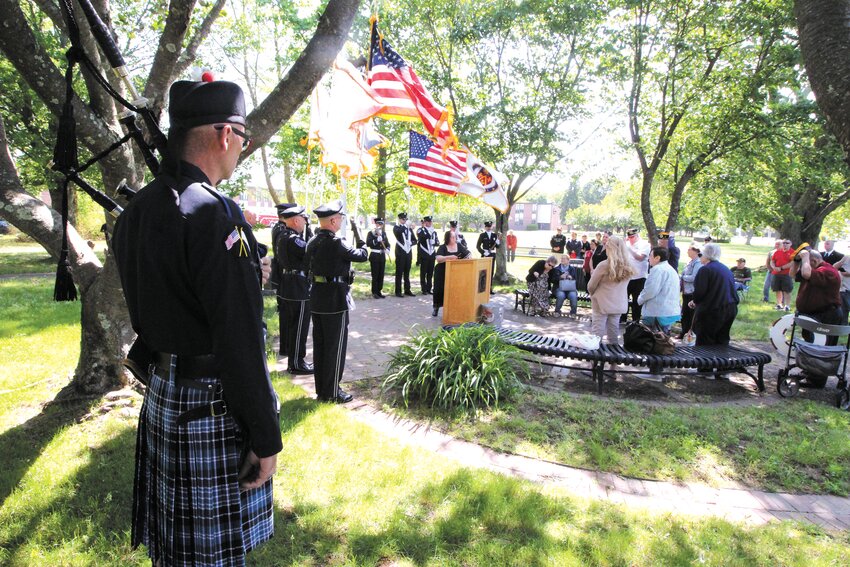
[0,219,10,235]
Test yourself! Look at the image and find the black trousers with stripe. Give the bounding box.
[311,311,349,399]
[276,295,289,356]
[419,253,435,293]
[370,253,386,295]
[395,250,412,295]
[283,298,310,368]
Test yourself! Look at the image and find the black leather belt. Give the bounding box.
[313,275,346,283]
[176,398,228,425]
[151,352,228,425]
[153,352,218,381]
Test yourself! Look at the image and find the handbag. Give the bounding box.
[558,278,577,292]
[624,321,675,355]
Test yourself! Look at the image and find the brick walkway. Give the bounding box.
[275,291,850,531]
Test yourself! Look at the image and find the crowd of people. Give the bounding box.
[524,227,746,348]
[524,227,850,349]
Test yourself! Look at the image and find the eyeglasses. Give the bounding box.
[214,124,252,150]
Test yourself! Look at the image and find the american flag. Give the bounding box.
[408,131,467,195]
[368,20,456,146]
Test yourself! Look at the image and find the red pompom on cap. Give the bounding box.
[201,70,215,83]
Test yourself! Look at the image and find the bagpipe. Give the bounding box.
[51,0,169,300]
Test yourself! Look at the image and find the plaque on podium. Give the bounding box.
[442,257,493,325]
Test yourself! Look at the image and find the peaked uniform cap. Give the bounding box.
[276,202,297,214]
[168,80,246,131]
[449,220,458,227]
[314,200,345,218]
[374,217,385,224]
[484,221,493,227]
[423,216,432,222]
[282,205,307,219]
[626,228,639,236]
[397,212,408,219]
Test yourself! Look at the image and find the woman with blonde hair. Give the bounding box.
[587,236,635,344]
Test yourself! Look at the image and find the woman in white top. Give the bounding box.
[638,247,681,333]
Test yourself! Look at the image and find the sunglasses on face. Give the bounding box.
[214,124,252,150]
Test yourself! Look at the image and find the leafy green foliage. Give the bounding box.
[383,325,527,411]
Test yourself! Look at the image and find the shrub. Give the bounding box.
[383,325,528,411]
[526,223,539,231]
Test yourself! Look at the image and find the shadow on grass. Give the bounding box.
[253,469,777,566]
[0,395,95,506]
[0,403,826,565]
[0,393,321,564]
[0,421,140,565]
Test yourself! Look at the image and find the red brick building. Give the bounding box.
[510,202,562,230]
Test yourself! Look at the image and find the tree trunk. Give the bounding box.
[261,147,282,205]
[778,182,829,245]
[1,116,128,395]
[1,0,361,396]
[283,158,295,204]
[795,0,850,164]
[745,229,754,245]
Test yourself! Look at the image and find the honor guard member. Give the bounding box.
[476,220,501,289]
[112,79,280,565]
[272,201,295,357]
[417,216,439,294]
[550,227,567,254]
[449,220,467,247]
[305,200,368,403]
[278,205,314,375]
[367,217,390,298]
[393,212,415,297]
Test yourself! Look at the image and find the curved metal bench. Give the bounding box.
[495,328,770,394]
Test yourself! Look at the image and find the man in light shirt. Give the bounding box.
[625,228,651,322]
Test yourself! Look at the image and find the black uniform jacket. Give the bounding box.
[112,162,281,457]
[550,234,566,253]
[366,229,390,255]
[417,227,439,256]
[476,231,499,256]
[275,226,310,301]
[305,229,368,313]
[393,223,414,254]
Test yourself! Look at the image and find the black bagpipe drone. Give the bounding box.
[51,0,168,300]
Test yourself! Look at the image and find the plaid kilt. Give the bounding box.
[132,372,274,566]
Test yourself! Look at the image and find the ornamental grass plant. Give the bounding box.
[383,324,528,410]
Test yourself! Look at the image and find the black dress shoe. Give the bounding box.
[335,390,354,403]
[395,293,404,298]
[378,292,386,298]
[405,291,416,296]
[432,307,439,317]
[289,362,314,375]
[372,293,382,299]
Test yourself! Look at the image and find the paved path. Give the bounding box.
[276,291,850,531]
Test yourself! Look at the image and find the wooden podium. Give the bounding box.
[442,257,493,325]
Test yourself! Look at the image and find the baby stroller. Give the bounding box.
[776,315,850,409]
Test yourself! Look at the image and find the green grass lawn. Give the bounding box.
[383,386,850,495]
[2,278,850,564]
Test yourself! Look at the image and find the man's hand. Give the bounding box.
[260,256,272,285]
[239,450,277,491]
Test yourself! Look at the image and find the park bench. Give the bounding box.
[513,288,591,314]
[514,259,590,314]
[495,327,770,394]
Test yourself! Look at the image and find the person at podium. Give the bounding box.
[432,230,471,317]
